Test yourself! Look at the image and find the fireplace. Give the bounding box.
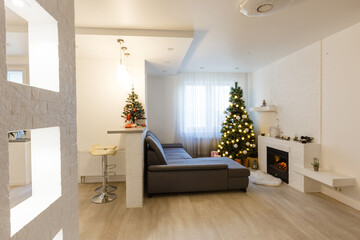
[267,147,289,183]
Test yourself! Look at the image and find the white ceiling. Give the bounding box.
[75,33,193,75]
[74,0,360,73]
[5,7,27,26]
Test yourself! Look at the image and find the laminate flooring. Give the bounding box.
[78,182,360,240]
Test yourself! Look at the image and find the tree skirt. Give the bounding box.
[250,170,282,187]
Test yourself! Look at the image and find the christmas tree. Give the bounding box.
[218,82,256,161]
[122,87,146,123]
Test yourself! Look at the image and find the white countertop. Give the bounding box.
[107,127,147,134]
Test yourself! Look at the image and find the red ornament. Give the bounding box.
[127,114,131,120]
[133,108,137,112]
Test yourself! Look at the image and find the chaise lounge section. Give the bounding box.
[145,130,250,195]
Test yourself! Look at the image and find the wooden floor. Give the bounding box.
[78,182,360,240]
[9,184,32,208]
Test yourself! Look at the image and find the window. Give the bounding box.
[176,73,249,157]
[183,84,230,136]
[7,70,23,84]
[7,65,28,84]
[184,85,206,129]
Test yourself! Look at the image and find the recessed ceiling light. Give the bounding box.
[200,67,204,69]
[234,67,239,70]
[162,70,167,73]
[168,48,174,51]
[257,4,273,13]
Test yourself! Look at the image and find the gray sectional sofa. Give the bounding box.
[145,130,250,196]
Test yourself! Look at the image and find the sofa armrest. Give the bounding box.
[148,164,228,172]
[161,143,183,148]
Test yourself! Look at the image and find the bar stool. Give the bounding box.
[92,144,118,194]
[89,144,117,204]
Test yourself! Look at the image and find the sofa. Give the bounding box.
[145,130,250,196]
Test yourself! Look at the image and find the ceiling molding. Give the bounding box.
[75,27,194,38]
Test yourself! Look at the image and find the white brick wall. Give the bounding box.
[249,42,321,143]
[0,0,78,239]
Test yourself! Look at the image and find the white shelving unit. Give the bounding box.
[294,166,355,187]
[250,106,277,112]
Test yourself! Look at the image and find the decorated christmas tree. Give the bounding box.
[122,88,146,123]
[218,82,256,161]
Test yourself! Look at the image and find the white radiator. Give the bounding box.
[78,150,125,178]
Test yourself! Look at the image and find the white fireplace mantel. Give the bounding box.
[258,136,321,192]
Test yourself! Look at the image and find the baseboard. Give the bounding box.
[321,186,360,211]
[78,175,126,183]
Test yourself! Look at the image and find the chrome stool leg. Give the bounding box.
[92,155,117,204]
[95,185,117,193]
[95,163,117,193]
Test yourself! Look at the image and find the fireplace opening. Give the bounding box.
[267,147,289,184]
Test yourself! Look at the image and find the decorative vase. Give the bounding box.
[313,166,319,171]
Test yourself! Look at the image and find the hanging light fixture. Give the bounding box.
[117,39,131,89]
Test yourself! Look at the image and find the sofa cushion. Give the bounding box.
[146,135,167,165]
[163,148,192,160]
[193,157,250,178]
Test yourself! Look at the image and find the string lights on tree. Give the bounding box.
[218,82,256,162]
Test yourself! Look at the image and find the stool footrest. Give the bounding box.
[107,164,116,170]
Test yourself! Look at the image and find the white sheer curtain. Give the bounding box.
[175,73,249,157]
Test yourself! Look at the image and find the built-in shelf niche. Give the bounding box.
[5,0,59,92]
[10,127,61,236]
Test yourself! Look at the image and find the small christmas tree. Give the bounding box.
[122,88,146,123]
[218,82,256,161]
